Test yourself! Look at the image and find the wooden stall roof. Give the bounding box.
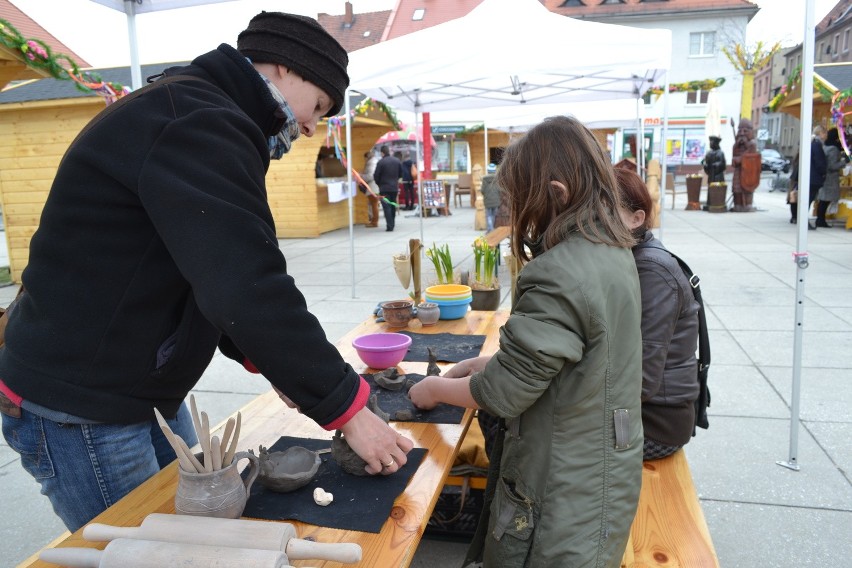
[0,0,90,85]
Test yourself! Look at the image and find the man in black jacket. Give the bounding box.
[373,145,404,231]
[0,12,413,532]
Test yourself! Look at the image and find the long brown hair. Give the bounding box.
[497,116,635,263]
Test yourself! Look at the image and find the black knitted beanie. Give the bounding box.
[237,12,349,117]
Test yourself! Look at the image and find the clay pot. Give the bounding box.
[175,451,259,519]
[417,302,440,326]
[380,300,414,328]
[470,287,501,311]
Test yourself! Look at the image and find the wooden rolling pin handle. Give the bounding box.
[286,538,363,563]
[40,547,102,568]
[42,539,290,568]
[82,524,142,542]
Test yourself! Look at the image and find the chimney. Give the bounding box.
[345,2,354,26]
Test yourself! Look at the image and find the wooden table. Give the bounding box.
[22,309,509,568]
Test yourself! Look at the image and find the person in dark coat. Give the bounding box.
[808,125,828,229]
[373,145,404,231]
[400,150,416,210]
[0,11,413,533]
[816,127,846,227]
[616,168,700,460]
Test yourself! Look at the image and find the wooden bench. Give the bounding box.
[443,446,719,567]
[621,449,719,567]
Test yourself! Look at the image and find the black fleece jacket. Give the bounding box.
[0,45,364,425]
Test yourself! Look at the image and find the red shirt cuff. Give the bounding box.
[243,358,260,374]
[322,376,370,431]
[0,379,22,406]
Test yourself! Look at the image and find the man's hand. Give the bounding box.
[339,407,414,475]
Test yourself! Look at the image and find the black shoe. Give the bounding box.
[815,220,831,228]
[386,228,394,232]
[790,218,796,224]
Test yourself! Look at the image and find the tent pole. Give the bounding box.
[778,0,817,473]
[415,109,424,249]
[659,75,671,241]
[124,1,142,90]
[345,92,356,299]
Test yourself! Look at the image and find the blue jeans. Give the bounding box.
[486,207,497,232]
[2,402,197,531]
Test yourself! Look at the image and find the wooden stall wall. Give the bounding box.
[466,129,511,171]
[0,97,395,282]
[266,122,390,238]
[0,100,99,283]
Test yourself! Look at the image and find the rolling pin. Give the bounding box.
[83,513,362,564]
[40,538,291,568]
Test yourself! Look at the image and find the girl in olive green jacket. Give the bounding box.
[409,116,643,567]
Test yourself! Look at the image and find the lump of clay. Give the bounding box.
[255,445,321,493]
[372,368,406,391]
[313,487,333,506]
[331,396,390,476]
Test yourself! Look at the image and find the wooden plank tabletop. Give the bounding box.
[22,309,508,568]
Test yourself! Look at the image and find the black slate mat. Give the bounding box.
[399,331,486,363]
[242,436,427,534]
[363,372,465,424]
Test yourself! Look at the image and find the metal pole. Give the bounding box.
[659,75,671,242]
[124,1,142,90]
[345,93,356,299]
[778,0,816,472]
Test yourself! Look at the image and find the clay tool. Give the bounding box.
[152,408,197,473]
[222,411,241,466]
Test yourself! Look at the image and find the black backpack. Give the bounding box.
[637,242,711,435]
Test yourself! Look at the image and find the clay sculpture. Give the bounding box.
[372,367,406,391]
[426,347,441,377]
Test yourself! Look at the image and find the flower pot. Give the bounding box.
[470,287,501,311]
[706,182,728,213]
[685,176,702,210]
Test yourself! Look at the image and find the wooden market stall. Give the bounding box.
[0,63,398,283]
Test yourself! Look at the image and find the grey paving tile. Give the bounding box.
[701,501,852,567]
[707,364,790,419]
[711,304,852,331]
[705,329,752,366]
[686,417,852,509]
[806,421,852,479]
[0,460,68,567]
[730,330,852,368]
[760,366,852,423]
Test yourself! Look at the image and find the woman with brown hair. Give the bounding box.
[409,116,643,567]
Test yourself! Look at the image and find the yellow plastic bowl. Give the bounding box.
[425,284,472,297]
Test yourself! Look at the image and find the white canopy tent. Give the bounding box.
[341,0,671,295]
[90,0,236,89]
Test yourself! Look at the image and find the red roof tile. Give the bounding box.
[0,0,90,67]
[318,2,392,52]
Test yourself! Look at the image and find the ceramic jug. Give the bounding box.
[175,451,259,519]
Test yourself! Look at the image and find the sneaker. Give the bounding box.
[808,222,816,230]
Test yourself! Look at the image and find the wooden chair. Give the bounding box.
[665,171,687,209]
[455,174,473,208]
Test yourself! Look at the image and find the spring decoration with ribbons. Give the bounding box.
[0,18,129,104]
[647,77,726,98]
[325,113,400,208]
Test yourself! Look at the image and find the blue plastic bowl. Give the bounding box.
[430,297,471,320]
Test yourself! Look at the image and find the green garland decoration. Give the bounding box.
[0,18,126,98]
[352,98,403,129]
[647,77,726,97]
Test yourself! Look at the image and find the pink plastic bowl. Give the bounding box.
[352,332,413,369]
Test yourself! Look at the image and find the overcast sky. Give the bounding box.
[9,0,839,69]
